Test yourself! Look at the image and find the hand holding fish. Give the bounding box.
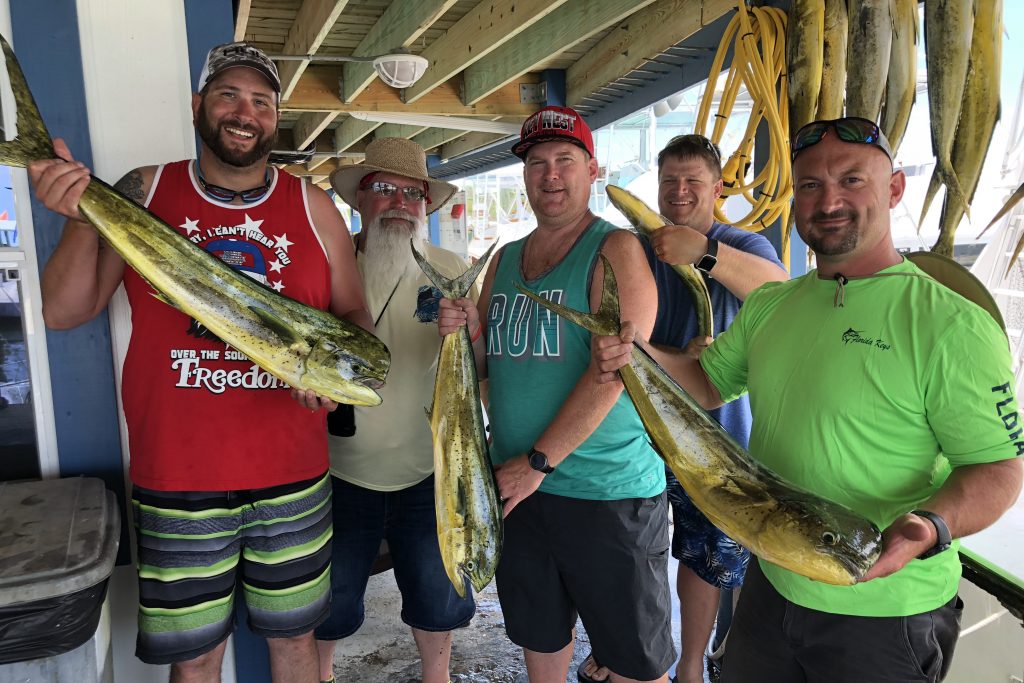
[591,320,637,383]
[289,387,338,413]
[27,138,91,223]
[858,513,936,582]
[682,335,713,360]
[649,225,709,266]
[493,455,544,517]
[438,296,480,338]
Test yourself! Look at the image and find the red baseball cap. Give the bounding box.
[511,106,595,159]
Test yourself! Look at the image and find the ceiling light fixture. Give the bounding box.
[269,50,428,89]
[347,111,522,135]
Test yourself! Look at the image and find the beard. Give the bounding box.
[361,210,428,287]
[196,99,275,168]
[801,210,861,256]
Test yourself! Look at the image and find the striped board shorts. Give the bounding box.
[132,472,333,665]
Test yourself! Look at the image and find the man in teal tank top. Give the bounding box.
[439,106,675,682]
[591,118,1023,683]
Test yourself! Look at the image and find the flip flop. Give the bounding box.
[576,653,610,683]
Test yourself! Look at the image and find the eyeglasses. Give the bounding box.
[195,163,272,203]
[366,181,430,204]
[792,117,893,161]
[665,134,721,164]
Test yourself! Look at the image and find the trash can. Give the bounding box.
[0,477,120,682]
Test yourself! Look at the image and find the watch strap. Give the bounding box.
[695,237,719,274]
[911,509,952,559]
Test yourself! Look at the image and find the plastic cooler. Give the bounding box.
[0,477,120,681]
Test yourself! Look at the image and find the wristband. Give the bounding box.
[469,325,482,343]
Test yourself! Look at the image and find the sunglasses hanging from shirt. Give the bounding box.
[195,162,273,203]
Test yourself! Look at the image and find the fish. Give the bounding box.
[413,242,502,597]
[930,0,1002,257]
[786,0,824,141]
[0,35,389,405]
[606,184,714,338]
[844,0,892,123]
[880,0,918,155]
[921,0,975,224]
[816,0,848,120]
[516,256,883,585]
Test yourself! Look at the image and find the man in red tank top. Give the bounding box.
[28,42,372,682]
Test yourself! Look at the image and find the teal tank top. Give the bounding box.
[485,218,665,500]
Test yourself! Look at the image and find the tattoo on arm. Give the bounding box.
[114,170,145,204]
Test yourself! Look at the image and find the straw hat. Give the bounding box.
[330,137,457,214]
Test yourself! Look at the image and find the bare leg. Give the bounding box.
[523,643,574,683]
[315,639,336,682]
[412,627,454,683]
[675,565,720,683]
[608,672,669,683]
[169,640,228,683]
[267,631,319,683]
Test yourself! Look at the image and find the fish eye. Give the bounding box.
[821,531,839,546]
[465,560,475,571]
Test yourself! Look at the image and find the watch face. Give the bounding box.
[529,450,551,472]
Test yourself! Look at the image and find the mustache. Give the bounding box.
[221,118,263,136]
[379,209,420,223]
[812,209,856,223]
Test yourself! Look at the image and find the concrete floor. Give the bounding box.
[328,555,687,683]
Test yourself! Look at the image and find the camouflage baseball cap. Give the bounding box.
[197,41,280,94]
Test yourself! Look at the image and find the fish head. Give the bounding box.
[760,497,883,586]
[303,334,391,406]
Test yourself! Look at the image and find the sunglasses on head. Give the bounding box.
[362,180,431,204]
[195,163,272,203]
[665,134,722,164]
[792,117,893,161]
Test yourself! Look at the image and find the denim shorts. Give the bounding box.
[314,474,475,639]
[666,468,749,590]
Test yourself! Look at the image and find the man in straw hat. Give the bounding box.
[315,137,477,683]
[438,106,675,682]
[29,41,372,681]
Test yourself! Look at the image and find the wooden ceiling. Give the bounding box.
[235,0,734,186]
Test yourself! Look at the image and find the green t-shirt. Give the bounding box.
[701,259,1021,617]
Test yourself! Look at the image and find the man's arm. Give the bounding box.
[861,457,1023,581]
[650,225,788,300]
[496,230,657,514]
[29,139,140,328]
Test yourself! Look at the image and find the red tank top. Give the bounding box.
[122,160,331,491]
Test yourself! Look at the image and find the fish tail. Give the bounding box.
[514,253,621,337]
[412,240,497,299]
[0,35,55,168]
[917,167,942,228]
[937,161,972,221]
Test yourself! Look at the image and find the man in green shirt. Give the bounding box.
[592,117,1023,682]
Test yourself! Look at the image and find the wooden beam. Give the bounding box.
[462,0,657,105]
[567,0,733,108]
[440,132,510,161]
[335,116,381,151]
[288,67,541,116]
[341,0,458,103]
[412,128,470,152]
[403,0,570,104]
[278,0,350,100]
[293,111,340,149]
[373,123,429,139]
[233,0,252,41]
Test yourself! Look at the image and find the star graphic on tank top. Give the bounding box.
[239,213,265,235]
[180,217,200,235]
[270,280,285,292]
[273,233,294,252]
[268,259,284,274]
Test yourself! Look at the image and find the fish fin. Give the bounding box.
[424,404,432,421]
[514,253,621,337]
[937,163,972,220]
[412,240,498,299]
[249,306,302,346]
[918,167,942,229]
[980,180,1024,237]
[148,289,179,310]
[0,35,55,167]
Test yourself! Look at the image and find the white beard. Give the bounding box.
[361,211,428,289]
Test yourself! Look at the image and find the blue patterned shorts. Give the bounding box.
[666,468,749,590]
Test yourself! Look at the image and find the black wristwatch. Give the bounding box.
[695,237,719,274]
[527,448,555,474]
[912,510,952,559]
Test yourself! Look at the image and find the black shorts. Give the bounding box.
[495,491,675,680]
[722,561,963,683]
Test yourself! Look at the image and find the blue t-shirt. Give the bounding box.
[643,221,783,448]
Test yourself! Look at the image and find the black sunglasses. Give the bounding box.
[665,134,722,164]
[195,163,272,203]
[365,181,431,204]
[792,117,894,161]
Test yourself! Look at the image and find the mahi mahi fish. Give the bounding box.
[786,0,824,141]
[606,184,714,337]
[516,257,882,585]
[0,35,389,405]
[413,243,502,597]
[815,0,848,120]
[845,0,892,123]
[880,0,919,156]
